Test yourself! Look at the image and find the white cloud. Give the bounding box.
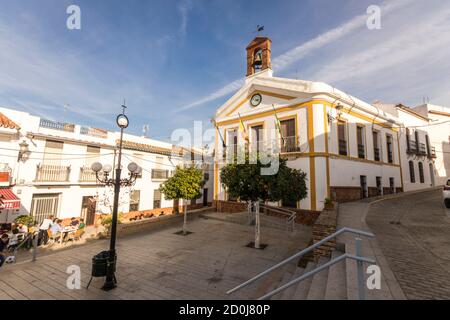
[179,0,414,110]
[178,0,194,36]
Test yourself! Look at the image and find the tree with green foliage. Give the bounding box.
[220,156,307,248]
[159,165,204,235]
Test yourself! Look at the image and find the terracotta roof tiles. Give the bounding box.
[0,112,20,130]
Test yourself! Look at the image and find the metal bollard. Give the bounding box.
[32,232,38,262]
[355,237,365,300]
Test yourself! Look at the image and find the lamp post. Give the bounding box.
[91,105,142,291]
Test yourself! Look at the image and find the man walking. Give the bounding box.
[39,215,53,245]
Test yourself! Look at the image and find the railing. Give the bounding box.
[78,166,97,182]
[418,143,427,156]
[407,141,417,154]
[259,204,297,232]
[429,146,437,158]
[280,136,301,153]
[373,147,380,161]
[151,169,169,180]
[80,126,108,139]
[357,144,365,159]
[338,139,347,156]
[227,227,375,300]
[35,164,71,182]
[39,119,75,133]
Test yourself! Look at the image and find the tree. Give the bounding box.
[159,166,204,235]
[220,156,307,248]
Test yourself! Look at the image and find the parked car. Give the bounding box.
[444,178,450,208]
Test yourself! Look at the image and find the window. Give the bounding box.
[251,125,264,153]
[129,190,140,212]
[409,161,415,183]
[30,193,60,225]
[337,120,347,156]
[360,176,368,198]
[356,126,365,159]
[418,162,425,183]
[386,135,393,163]
[153,189,161,209]
[226,129,238,159]
[280,118,298,153]
[389,177,395,194]
[373,131,380,161]
[43,140,63,165]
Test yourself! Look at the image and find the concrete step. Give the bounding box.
[306,256,330,300]
[324,250,347,300]
[291,261,316,300]
[279,266,306,300]
[269,262,299,300]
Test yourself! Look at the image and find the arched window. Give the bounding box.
[418,162,425,183]
[409,161,415,183]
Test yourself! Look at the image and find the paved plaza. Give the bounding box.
[366,189,450,299]
[0,217,311,300]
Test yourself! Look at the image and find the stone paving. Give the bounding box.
[366,189,450,300]
[0,217,311,300]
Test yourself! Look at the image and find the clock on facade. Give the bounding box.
[250,93,262,107]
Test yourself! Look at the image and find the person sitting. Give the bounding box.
[70,217,79,228]
[50,219,64,242]
[18,223,28,234]
[74,218,86,240]
[0,234,9,267]
[8,228,20,252]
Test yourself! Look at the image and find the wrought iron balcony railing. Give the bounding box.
[374,147,380,161]
[35,164,71,182]
[280,136,301,153]
[418,143,427,156]
[357,144,365,159]
[407,141,417,154]
[39,119,75,133]
[338,139,348,156]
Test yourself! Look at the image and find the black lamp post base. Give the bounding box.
[101,275,117,291]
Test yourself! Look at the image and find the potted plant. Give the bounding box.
[14,215,34,226]
[324,198,334,210]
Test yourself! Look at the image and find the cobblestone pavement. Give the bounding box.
[0,217,311,300]
[366,189,450,300]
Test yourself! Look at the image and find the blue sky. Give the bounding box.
[0,0,449,145]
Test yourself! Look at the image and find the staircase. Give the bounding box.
[227,228,382,300]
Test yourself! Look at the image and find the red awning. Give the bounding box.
[0,188,21,210]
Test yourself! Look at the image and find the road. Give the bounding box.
[366,189,450,299]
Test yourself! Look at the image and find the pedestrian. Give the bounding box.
[39,215,54,246]
[70,217,79,228]
[0,234,9,268]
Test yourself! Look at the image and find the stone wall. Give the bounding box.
[214,200,247,213]
[311,203,338,261]
[330,187,362,203]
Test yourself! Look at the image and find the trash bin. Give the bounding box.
[91,251,116,277]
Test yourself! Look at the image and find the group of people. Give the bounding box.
[0,216,86,268]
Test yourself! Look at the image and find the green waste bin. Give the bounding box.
[91,251,116,277]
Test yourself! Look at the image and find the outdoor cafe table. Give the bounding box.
[60,227,77,244]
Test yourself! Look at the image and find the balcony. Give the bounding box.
[374,147,381,161]
[80,126,108,139]
[39,119,75,133]
[35,164,71,182]
[338,139,348,156]
[151,169,169,180]
[280,136,301,153]
[407,141,417,155]
[418,143,427,156]
[78,166,98,183]
[428,146,437,159]
[357,144,365,159]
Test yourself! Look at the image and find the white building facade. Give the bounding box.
[0,107,213,225]
[213,37,448,211]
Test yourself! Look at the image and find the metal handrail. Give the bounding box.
[226,227,374,295]
[260,204,297,231]
[258,253,376,300]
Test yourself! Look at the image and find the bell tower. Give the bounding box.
[246,37,272,77]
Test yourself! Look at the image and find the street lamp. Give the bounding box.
[18,140,29,162]
[91,105,141,291]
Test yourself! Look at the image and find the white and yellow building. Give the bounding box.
[213,37,424,211]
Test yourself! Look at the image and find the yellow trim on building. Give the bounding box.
[307,104,316,211]
[323,105,330,198]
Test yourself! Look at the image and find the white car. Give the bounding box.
[444,178,450,208]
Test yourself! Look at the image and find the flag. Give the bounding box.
[273,105,285,147]
[238,113,249,141]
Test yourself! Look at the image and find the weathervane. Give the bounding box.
[254,25,264,36]
[121,99,127,114]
